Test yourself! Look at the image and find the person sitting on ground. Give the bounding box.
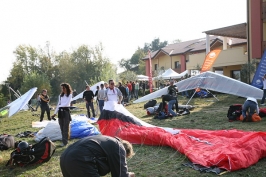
[242,97,259,122]
[60,135,135,177]
[161,94,178,116]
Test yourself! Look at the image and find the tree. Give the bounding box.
[241,59,257,83]
[119,71,137,84]
[143,38,168,53]
[20,72,51,96]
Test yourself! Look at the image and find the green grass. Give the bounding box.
[1,94,266,177]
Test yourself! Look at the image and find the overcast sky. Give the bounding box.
[0,0,246,83]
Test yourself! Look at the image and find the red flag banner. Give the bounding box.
[201,49,222,73]
[148,51,153,93]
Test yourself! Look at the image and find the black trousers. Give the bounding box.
[60,151,100,177]
[40,104,50,121]
[86,102,95,118]
[58,110,71,145]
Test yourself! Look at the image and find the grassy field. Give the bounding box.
[1,93,266,177]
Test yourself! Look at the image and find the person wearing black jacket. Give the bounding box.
[118,82,127,104]
[83,85,96,118]
[162,94,178,116]
[60,135,135,177]
[39,89,51,122]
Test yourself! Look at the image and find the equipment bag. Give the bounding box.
[144,99,157,109]
[0,134,15,151]
[6,137,56,167]
[227,104,242,121]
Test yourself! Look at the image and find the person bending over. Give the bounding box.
[60,135,135,177]
[162,94,178,116]
[242,97,259,122]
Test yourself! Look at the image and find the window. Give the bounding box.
[232,70,241,81]
[154,64,158,70]
[174,61,180,68]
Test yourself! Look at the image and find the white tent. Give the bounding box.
[154,68,181,80]
[136,75,149,81]
[72,81,104,101]
[179,70,189,78]
[134,71,263,104]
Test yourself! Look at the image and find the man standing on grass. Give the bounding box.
[105,80,123,104]
[135,81,139,99]
[39,89,51,122]
[83,85,95,118]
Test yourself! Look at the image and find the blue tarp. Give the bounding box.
[70,115,100,138]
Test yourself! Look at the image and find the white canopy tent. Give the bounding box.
[136,75,149,81]
[134,71,263,104]
[153,68,181,80]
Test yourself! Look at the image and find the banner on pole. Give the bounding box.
[148,51,153,93]
[201,49,221,73]
[251,50,266,88]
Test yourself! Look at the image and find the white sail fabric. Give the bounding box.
[0,87,37,117]
[134,71,263,103]
[72,81,104,101]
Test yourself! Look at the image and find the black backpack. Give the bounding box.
[6,137,56,167]
[0,134,15,151]
[144,99,157,109]
[227,104,242,121]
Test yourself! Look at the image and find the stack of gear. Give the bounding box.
[6,137,56,167]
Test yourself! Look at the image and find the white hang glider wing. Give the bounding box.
[72,81,104,101]
[134,71,263,103]
[0,87,37,117]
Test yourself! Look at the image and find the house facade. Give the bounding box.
[143,35,247,81]
[248,0,266,59]
[143,0,266,83]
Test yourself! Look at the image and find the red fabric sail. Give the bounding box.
[98,103,266,171]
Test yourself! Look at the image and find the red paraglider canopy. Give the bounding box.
[98,102,266,171]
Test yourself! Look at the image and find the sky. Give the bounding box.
[0,0,247,83]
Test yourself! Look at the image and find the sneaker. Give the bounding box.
[261,103,265,106]
[52,117,56,121]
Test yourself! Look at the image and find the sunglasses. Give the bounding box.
[110,83,114,85]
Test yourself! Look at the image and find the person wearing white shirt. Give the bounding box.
[242,97,260,122]
[52,83,73,147]
[104,80,123,104]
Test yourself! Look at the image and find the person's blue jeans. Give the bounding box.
[242,100,256,118]
[261,89,266,104]
[168,100,177,116]
[98,100,104,114]
[135,89,139,99]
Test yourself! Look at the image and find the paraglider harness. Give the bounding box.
[6,137,56,167]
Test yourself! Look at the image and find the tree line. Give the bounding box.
[0,38,170,107]
[0,42,117,104]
